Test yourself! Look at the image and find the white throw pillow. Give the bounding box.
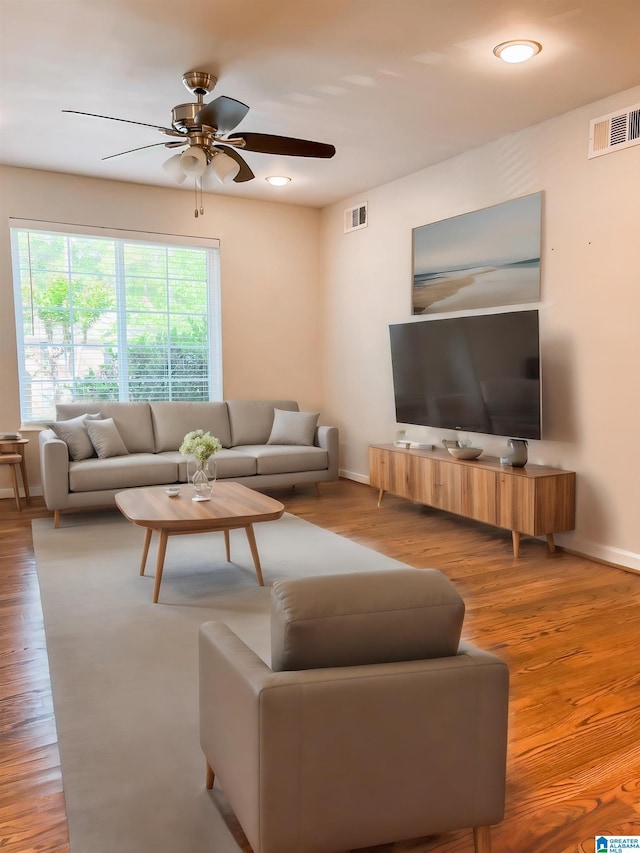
[51,412,102,461]
[84,417,129,459]
[267,409,319,446]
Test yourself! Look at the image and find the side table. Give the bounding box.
[0,438,31,505]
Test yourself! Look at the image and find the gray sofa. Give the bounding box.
[39,400,339,527]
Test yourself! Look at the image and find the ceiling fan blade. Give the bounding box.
[195,96,250,134]
[63,109,180,135]
[214,145,255,182]
[101,141,185,161]
[229,132,336,158]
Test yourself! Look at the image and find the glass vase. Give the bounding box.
[191,458,216,501]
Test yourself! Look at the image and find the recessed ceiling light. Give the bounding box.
[493,40,542,64]
[265,176,291,187]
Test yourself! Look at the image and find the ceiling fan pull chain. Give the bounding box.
[200,181,204,217]
[194,179,199,218]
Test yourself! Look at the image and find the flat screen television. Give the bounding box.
[389,309,541,440]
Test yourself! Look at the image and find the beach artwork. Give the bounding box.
[412,192,541,315]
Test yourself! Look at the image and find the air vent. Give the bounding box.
[588,103,640,159]
[344,202,368,233]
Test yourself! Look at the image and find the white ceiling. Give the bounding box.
[1,0,639,208]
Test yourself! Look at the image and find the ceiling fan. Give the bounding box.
[63,70,336,216]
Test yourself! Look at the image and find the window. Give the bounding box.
[10,221,221,422]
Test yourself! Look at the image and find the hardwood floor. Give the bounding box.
[1,480,639,853]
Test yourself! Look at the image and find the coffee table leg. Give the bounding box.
[140,528,153,576]
[224,529,231,562]
[152,530,169,604]
[244,524,264,586]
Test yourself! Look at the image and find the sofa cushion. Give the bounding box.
[271,569,465,672]
[56,402,154,453]
[69,454,179,493]
[156,449,258,481]
[150,401,232,451]
[235,445,328,475]
[226,400,298,446]
[267,408,319,446]
[85,418,129,459]
[50,412,102,461]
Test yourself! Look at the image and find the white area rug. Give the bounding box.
[32,511,408,853]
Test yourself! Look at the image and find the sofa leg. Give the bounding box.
[473,826,491,853]
[314,482,321,497]
[205,760,215,790]
[54,509,61,529]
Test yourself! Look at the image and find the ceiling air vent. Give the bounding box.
[588,103,640,159]
[344,202,368,233]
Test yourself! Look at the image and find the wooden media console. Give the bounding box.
[369,444,576,558]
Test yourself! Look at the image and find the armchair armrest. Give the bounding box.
[199,622,302,852]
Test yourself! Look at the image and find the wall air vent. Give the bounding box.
[588,103,640,159]
[344,202,368,233]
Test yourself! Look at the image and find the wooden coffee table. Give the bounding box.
[115,482,285,603]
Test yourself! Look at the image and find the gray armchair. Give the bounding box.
[199,569,509,853]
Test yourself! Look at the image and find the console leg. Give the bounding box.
[377,488,385,508]
[512,530,521,559]
[546,532,556,553]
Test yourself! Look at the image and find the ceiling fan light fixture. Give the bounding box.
[493,40,542,63]
[265,175,291,187]
[212,151,241,183]
[180,145,208,177]
[163,152,188,184]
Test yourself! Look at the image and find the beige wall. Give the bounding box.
[0,167,322,488]
[320,86,640,571]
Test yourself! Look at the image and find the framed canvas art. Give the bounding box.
[412,192,542,315]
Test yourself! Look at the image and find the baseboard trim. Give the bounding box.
[557,537,640,574]
[339,468,370,485]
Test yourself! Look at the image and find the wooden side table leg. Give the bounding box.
[152,530,169,604]
[140,528,153,576]
[546,532,556,553]
[512,530,521,559]
[244,524,265,586]
[19,456,30,504]
[377,488,385,508]
[224,529,231,562]
[9,464,21,511]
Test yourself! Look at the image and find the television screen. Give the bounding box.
[389,310,541,439]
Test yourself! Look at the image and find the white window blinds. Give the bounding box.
[10,221,222,422]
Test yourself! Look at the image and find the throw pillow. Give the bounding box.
[50,412,102,461]
[84,417,129,459]
[267,408,319,446]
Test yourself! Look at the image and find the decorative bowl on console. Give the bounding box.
[447,446,484,460]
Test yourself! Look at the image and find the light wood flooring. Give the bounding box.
[1,480,639,853]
